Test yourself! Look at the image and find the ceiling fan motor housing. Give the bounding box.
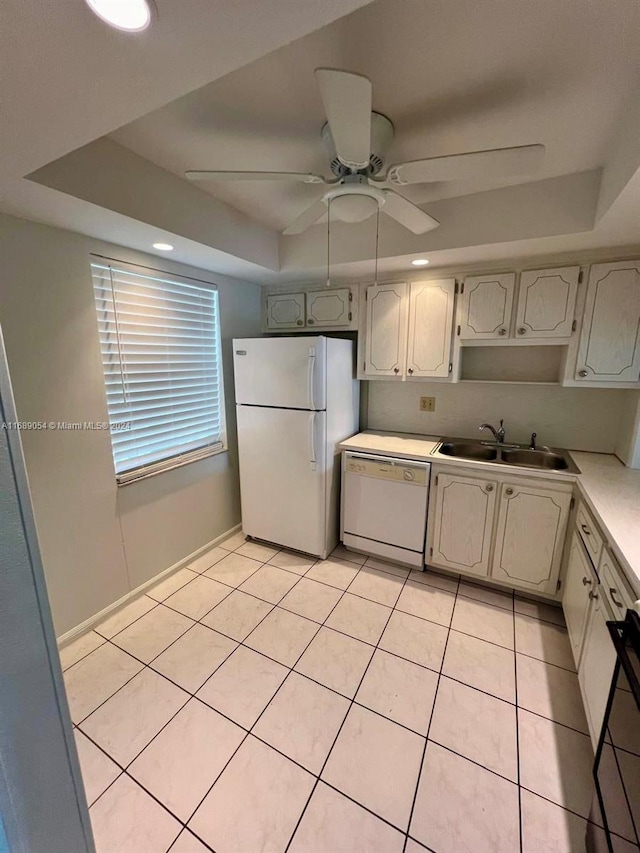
[322,112,394,177]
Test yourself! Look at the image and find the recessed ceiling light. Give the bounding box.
[411,258,430,266]
[85,0,153,32]
[153,242,174,251]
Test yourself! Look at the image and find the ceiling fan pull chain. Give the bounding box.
[374,205,380,288]
[326,197,331,287]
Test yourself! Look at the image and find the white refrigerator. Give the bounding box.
[233,336,358,559]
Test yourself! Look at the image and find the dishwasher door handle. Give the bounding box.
[345,451,430,469]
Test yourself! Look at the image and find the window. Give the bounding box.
[92,258,226,484]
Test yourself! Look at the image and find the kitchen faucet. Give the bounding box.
[479,419,506,444]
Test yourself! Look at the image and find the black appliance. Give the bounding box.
[588,609,640,852]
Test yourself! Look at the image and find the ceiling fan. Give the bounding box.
[185,69,545,236]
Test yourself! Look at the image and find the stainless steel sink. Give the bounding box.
[437,441,498,461]
[432,438,580,473]
[500,448,569,470]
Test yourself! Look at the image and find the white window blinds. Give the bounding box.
[92,259,226,484]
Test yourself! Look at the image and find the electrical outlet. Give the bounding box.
[420,396,436,412]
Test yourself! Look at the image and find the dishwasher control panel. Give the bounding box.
[345,457,428,485]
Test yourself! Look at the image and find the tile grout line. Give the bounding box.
[401,572,461,853]
[60,637,108,674]
[77,547,352,732]
[75,546,297,815]
[76,570,570,741]
[175,551,368,847]
[81,662,601,853]
[73,542,381,844]
[282,562,415,852]
[74,542,289,724]
[87,551,320,772]
[513,591,524,853]
[91,536,272,644]
[166,828,217,853]
[70,539,578,852]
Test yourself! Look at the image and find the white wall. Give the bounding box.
[615,390,640,468]
[0,214,261,635]
[0,331,92,852]
[366,380,629,453]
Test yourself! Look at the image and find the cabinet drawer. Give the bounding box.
[599,547,633,620]
[576,502,603,566]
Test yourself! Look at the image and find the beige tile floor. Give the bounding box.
[62,533,610,853]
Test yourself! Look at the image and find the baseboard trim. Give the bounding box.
[57,523,242,646]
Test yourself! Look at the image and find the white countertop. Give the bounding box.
[339,430,440,460]
[339,430,640,597]
[571,452,640,597]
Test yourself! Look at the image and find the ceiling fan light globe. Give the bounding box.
[329,194,379,223]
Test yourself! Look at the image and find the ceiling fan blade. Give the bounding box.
[387,144,546,185]
[282,199,327,235]
[315,68,372,170]
[185,170,327,184]
[382,190,440,234]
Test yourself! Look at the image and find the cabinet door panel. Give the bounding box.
[460,274,515,339]
[266,293,305,329]
[364,283,408,377]
[579,600,617,748]
[406,279,455,377]
[306,288,351,327]
[575,260,640,382]
[562,533,595,667]
[430,473,497,576]
[516,267,579,338]
[492,483,571,595]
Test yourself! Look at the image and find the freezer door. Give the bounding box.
[236,405,327,556]
[233,337,326,409]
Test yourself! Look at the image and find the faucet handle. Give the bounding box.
[529,432,537,450]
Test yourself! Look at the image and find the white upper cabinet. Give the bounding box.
[491,482,571,595]
[575,260,640,383]
[364,283,408,377]
[515,266,579,338]
[265,293,305,330]
[406,279,455,377]
[459,274,515,339]
[430,472,497,577]
[306,288,351,328]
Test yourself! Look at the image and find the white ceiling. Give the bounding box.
[3,0,640,283]
[111,0,640,232]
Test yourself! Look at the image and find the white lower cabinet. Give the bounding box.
[562,532,597,666]
[492,482,571,595]
[578,595,617,748]
[430,472,497,577]
[428,467,572,596]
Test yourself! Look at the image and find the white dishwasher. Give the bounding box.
[341,451,431,568]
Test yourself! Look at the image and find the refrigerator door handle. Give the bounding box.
[307,347,317,410]
[308,413,317,471]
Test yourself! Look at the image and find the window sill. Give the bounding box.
[116,443,228,486]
